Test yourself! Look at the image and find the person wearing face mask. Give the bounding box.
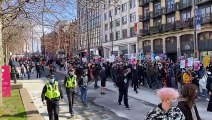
[41,75,63,120]
[132,64,139,93]
[145,88,185,120]
[64,69,77,117]
[177,84,201,120]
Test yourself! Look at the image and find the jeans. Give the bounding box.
[80,87,87,104]
[94,77,99,88]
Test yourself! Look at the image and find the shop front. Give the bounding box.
[180,34,194,58]
[198,31,212,61]
[166,36,177,62]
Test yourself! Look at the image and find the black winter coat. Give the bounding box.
[177,101,201,120]
[206,76,212,112]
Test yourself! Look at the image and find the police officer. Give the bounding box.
[64,69,77,116]
[41,75,63,120]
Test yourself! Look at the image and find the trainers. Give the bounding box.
[126,107,130,110]
[118,102,121,105]
[71,113,74,116]
[206,98,210,102]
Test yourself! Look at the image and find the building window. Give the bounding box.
[109,9,113,17]
[104,12,107,20]
[110,21,114,28]
[115,18,120,27]
[181,10,191,20]
[166,0,174,8]
[122,29,127,38]
[130,27,136,37]
[166,14,175,23]
[122,16,127,25]
[116,31,120,40]
[110,32,114,41]
[143,40,151,46]
[154,2,161,13]
[130,12,136,22]
[143,7,149,17]
[105,23,108,31]
[129,0,136,9]
[105,34,108,42]
[122,2,127,12]
[200,6,211,23]
[154,18,161,26]
[115,7,120,15]
[143,21,150,30]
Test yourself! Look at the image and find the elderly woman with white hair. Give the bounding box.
[145,88,185,120]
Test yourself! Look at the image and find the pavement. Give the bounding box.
[14,62,212,120]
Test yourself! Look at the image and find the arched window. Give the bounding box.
[180,34,194,51]
[143,40,151,53]
[153,38,163,53]
[166,36,177,53]
[198,31,212,51]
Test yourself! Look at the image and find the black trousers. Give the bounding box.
[37,70,41,78]
[66,89,75,114]
[132,79,138,92]
[118,88,129,108]
[47,101,59,120]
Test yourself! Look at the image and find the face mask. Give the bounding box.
[69,72,74,75]
[171,100,178,107]
[50,78,55,84]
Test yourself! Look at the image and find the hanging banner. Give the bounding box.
[180,60,185,68]
[204,55,211,67]
[194,61,201,71]
[2,66,11,97]
[188,57,194,67]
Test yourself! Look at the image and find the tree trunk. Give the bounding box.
[0,0,4,107]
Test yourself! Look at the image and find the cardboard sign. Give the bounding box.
[194,61,200,70]
[204,55,210,67]
[188,57,194,67]
[2,66,11,97]
[180,60,185,68]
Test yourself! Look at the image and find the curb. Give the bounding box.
[20,88,43,120]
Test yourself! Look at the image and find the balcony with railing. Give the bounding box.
[175,18,193,29]
[139,0,150,7]
[163,22,175,31]
[195,0,212,5]
[150,25,163,34]
[164,4,177,14]
[139,13,150,21]
[151,8,163,18]
[177,0,192,10]
[201,13,212,24]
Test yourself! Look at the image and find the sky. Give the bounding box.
[26,0,77,52]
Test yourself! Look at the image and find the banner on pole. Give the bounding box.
[2,66,11,97]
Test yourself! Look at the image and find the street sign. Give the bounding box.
[195,7,203,30]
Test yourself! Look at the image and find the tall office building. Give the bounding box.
[101,0,139,58]
[77,0,102,58]
[138,0,212,61]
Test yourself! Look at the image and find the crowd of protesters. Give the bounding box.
[9,55,212,119]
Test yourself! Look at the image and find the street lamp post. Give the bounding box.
[80,46,82,65]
